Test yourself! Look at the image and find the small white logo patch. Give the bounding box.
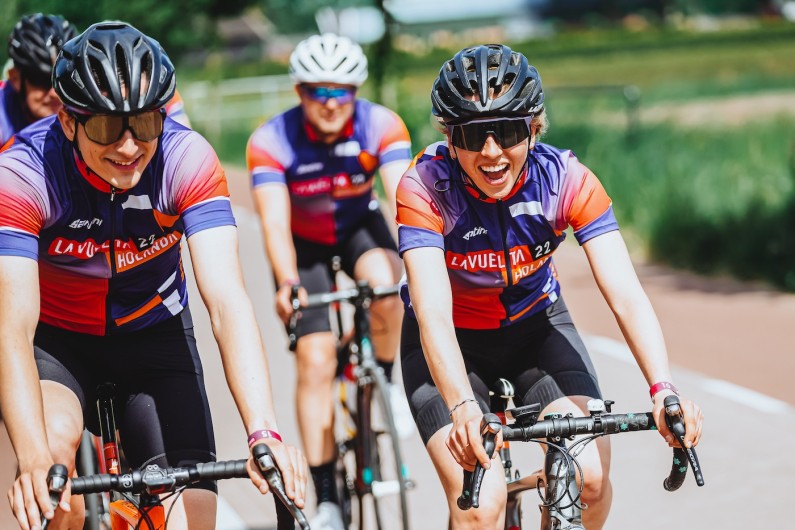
[463,227,488,240]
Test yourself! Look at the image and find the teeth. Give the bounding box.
[111,159,137,166]
[480,164,507,173]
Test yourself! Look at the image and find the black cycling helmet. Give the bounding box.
[53,21,175,115]
[8,13,77,87]
[431,44,544,123]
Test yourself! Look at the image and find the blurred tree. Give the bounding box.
[2,0,259,63]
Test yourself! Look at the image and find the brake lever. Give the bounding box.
[41,464,68,530]
[252,443,310,529]
[663,395,705,487]
[287,285,301,352]
[457,413,502,510]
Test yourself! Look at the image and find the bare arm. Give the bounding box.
[186,225,306,504]
[252,184,302,323]
[0,256,64,527]
[582,230,702,447]
[404,246,495,469]
[378,160,410,221]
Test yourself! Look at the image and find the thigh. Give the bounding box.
[112,316,217,492]
[292,238,335,339]
[400,314,490,446]
[340,208,398,282]
[512,298,602,410]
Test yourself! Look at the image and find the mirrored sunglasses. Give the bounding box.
[448,117,533,152]
[71,110,165,145]
[301,85,356,104]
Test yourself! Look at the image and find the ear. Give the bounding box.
[57,108,76,142]
[446,132,457,159]
[7,68,22,92]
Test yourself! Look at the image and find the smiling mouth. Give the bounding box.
[479,163,509,183]
[107,155,142,170]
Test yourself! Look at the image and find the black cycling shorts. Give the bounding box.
[288,206,398,340]
[401,297,602,445]
[34,309,218,493]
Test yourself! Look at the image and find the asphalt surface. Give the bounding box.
[1,166,793,529]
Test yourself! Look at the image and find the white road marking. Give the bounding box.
[585,334,793,414]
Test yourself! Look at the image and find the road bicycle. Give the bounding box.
[288,279,412,530]
[60,382,308,529]
[458,379,704,530]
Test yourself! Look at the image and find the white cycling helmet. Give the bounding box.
[289,33,368,87]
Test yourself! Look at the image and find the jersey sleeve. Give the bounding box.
[373,107,412,167]
[396,172,444,255]
[0,152,48,259]
[556,155,619,245]
[247,119,290,188]
[164,132,235,238]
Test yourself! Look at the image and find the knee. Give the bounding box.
[451,501,504,529]
[296,348,336,387]
[46,417,83,469]
[371,294,402,320]
[581,466,611,506]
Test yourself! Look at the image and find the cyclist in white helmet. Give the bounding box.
[247,32,413,530]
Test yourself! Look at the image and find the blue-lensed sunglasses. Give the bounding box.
[300,85,357,104]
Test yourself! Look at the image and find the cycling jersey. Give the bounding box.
[0,80,32,146]
[246,98,412,245]
[0,116,235,335]
[396,142,618,329]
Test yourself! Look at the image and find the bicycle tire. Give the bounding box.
[76,431,107,530]
[360,367,410,530]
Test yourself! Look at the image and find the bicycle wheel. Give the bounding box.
[358,367,410,530]
[76,431,111,530]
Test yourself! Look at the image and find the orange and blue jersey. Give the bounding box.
[246,99,411,245]
[396,141,618,329]
[0,80,33,146]
[0,115,234,335]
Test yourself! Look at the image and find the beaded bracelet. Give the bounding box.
[448,398,478,420]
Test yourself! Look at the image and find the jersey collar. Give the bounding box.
[302,116,355,143]
[73,149,128,195]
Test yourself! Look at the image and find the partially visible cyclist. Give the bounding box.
[1,13,190,148]
[246,32,412,530]
[395,44,704,529]
[0,21,306,530]
[1,13,77,145]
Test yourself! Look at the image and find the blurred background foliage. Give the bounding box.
[2,0,795,289]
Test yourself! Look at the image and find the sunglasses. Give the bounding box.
[71,110,165,145]
[300,85,356,105]
[448,117,533,152]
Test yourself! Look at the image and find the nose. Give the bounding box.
[324,97,341,109]
[481,135,503,157]
[115,130,139,156]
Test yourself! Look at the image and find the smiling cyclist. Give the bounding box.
[0,21,306,530]
[395,44,704,529]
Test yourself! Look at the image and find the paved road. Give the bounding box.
[1,167,793,528]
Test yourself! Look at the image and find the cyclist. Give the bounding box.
[246,32,412,529]
[0,22,306,530]
[1,13,77,146]
[396,44,704,529]
[1,13,190,148]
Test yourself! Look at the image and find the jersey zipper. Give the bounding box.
[106,186,119,333]
[496,199,513,288]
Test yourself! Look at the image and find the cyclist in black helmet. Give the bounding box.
[396,44,703,528]
[1,13,76,145]
[0,21,306,529]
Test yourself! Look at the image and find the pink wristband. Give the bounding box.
[247,429,282,447]
[649,381,679,400]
